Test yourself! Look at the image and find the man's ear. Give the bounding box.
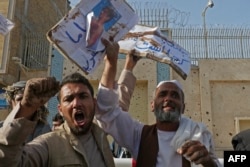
[57,104,63,116]
[182,103,186,114]
[150,101,154,113]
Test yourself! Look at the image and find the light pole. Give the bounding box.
[202,0,214,58]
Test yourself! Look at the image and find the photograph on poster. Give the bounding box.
[86,0,121,51]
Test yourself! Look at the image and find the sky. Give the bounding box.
[166,0,250,27]
[70,0,250,27]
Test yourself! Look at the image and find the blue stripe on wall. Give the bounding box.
[157,62,170,84]
[47,48,64,126]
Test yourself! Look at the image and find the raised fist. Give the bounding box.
[21,77,60,110]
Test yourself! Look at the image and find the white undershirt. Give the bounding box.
[157,130,182,167]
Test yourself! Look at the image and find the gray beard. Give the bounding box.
[154,107,181,123]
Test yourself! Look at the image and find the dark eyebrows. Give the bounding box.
[157,89,181,98]
[62,91,91,101]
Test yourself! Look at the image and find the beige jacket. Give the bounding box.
[0,103,115,167]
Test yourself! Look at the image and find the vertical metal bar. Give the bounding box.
[240,29,244,58]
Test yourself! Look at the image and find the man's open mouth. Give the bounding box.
[74,111,85,126]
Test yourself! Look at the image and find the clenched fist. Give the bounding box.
[17,77,60,119]
[177,140,217,167]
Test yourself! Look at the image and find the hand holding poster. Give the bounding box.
[119,25,191,80]
[0,13,14,36]
[47,0,139,74]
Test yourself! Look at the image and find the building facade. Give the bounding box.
[0,0,70,118]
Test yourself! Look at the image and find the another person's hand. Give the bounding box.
[177,140,217,167]
[101,38,119,66]
[21,77,60,111]
[100,38,119,89]
[124,49,141,71]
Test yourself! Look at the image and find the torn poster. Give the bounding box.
[118,24,191,80]
[47,0,138,74]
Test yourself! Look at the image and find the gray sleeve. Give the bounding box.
[31,123,51,140]
[0,103,49,167]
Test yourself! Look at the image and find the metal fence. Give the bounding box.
[22,32,50,70]
[127,0,250,66]
[22,27,250,69]
[127,0,190,28]
[16,0,70,71]
[20,0,250,70]
[172,28,250,65]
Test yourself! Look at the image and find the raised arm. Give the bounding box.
[96,44,143,159]
[100,38,119,89]
[118,51,140,111]
[16,77,59,119]
[0,77,59,166]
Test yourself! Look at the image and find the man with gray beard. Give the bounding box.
[153,88,182,123]
[96,46,221,167]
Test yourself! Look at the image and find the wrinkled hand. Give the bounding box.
[100,38,119,89]
[21,77,60,110]
[177,140,215,166]
[101,38,119,65]
[124,49,141,71]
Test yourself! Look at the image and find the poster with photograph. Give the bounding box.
[118,25,191,80]
[47,0,139,74]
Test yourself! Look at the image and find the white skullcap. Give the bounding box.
[156,80,183,91]
[12,81,26,88]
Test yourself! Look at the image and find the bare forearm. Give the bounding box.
[101,60,117,89]
[100,39,119,89]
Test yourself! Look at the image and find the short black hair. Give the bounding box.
[57,72,94,102]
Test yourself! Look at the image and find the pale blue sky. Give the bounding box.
[70,0,250,27]
[166,0,250,26]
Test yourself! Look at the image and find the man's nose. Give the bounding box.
[163,94,174,102]
[72,97,82,107]
[163,94,170,100]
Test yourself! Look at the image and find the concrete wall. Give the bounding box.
[172,59,250,157]
[199,59,250,157]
